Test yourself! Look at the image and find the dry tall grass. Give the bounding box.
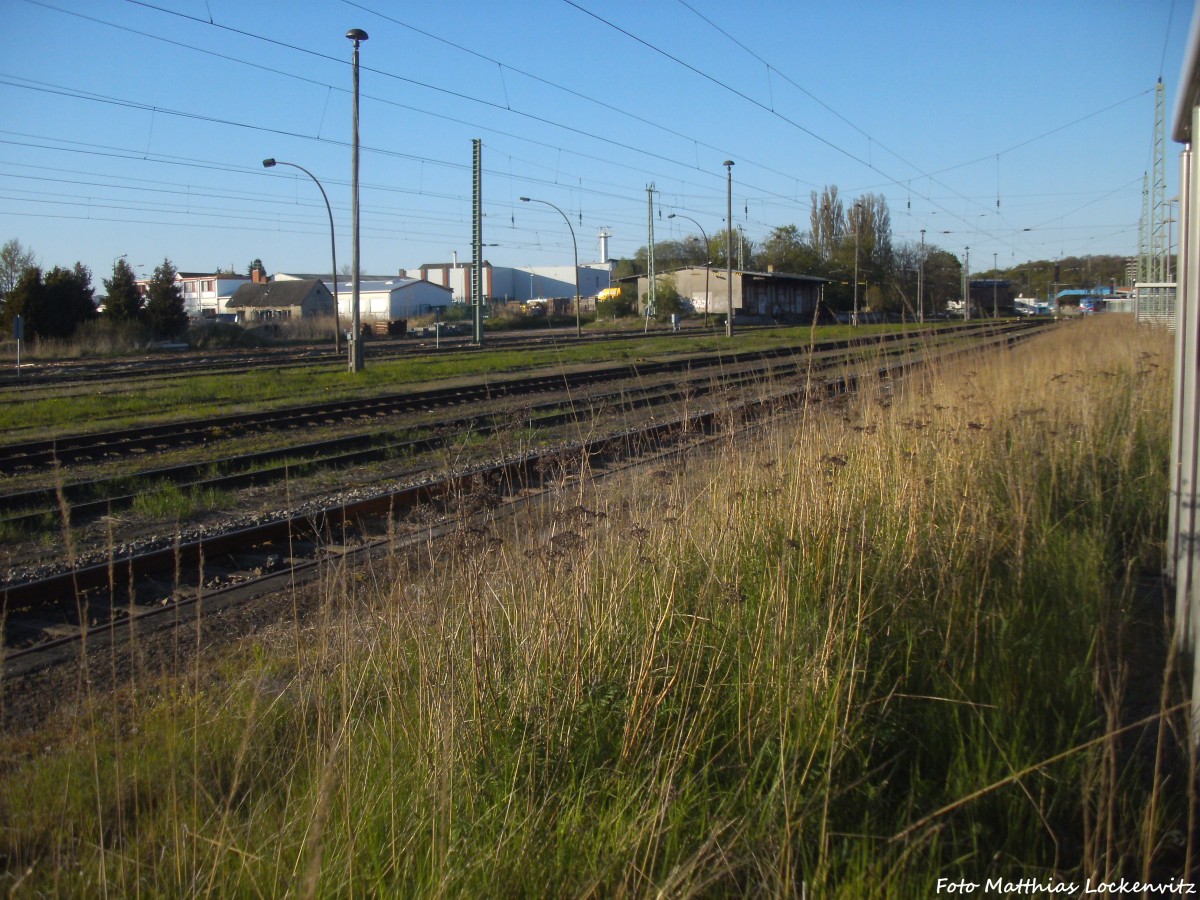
[0,316,1186,896]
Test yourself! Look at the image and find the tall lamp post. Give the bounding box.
[346,28,368,372]
[263,158,341,353]
[723,160,735,337]
[520,197,581,337]
[668,212,710,327]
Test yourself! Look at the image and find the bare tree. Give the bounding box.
[809,186,845,262]
[0,238,37,295]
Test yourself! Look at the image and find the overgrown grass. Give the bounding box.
[0,316,1184,895]
[130,482,235,520]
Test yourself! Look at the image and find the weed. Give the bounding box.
[0,317,1183,895]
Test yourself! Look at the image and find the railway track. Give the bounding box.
[0,325,963,531]
[0,323,1005,471]
[0,322,774,395]
[1,320,1051,666]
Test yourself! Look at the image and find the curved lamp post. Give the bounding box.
[346,27,368,372]
[263,158,341,353]
[520,196,581,337]
[668,212,710,328]
[723,161,735,337]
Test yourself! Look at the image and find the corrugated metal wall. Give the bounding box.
[1170,6,1200,735]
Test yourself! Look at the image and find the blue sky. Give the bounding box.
[0,0,1189,288]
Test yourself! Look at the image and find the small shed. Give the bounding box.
[226,279,335,322]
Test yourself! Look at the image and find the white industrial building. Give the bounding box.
[411,262,612,303]
[411,230,615,303]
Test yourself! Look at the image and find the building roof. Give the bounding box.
[227,279,328,308]
[622,266,828,284]
[329,278,454,294]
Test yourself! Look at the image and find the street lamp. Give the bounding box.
[668,212,710,327]
[346,27,368,372]
[263,158,341,353]
[520,197,581,337]
[723,160,734,337]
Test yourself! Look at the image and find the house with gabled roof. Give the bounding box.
[226,278,334,322]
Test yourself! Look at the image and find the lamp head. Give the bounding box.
[262,158,276,168]
[346,28,368,42]
[519,197,531,202]
[722,160,734,168]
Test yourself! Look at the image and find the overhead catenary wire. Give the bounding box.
[2,0,1160,269]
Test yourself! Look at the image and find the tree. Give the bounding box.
[711,228,753,269]
[1,266,46,336]
[884,241,925,318]
[1,264,96,339]
[595,286,634,319]
[845,194,893,276]
[145,258,189,339]
[633,239,708,275]
[809,186,845,261]
[611,258,637,281]
[0,238,37,296]
[922,249,963,316]
[41,263,97,338]
[759,224,822,275]
[103,257,144,323]
[648,274,687,321]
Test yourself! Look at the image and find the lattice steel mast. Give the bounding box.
[472,139,484,344]
[1141,79,1170,283]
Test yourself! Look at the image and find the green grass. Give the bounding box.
[130,482,235,520]
[0,322,935,441]
[1,316,1175,896]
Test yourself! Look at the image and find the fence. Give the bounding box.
[1134,283,1177,326]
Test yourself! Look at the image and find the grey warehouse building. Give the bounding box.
[633,267,827,321]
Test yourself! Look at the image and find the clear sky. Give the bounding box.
[0,0,1189,288]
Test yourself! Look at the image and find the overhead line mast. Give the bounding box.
[472,138,484,344]
[645,184,656,331]
[1141,79,1169,283]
